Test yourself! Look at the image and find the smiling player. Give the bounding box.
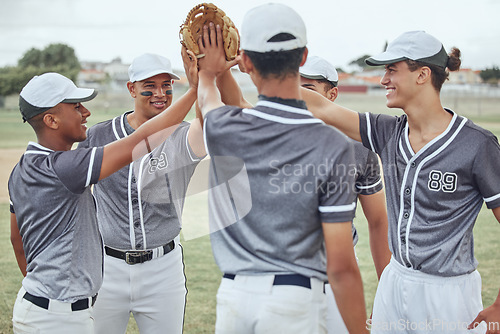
[78,52,205,334]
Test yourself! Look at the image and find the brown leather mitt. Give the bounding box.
[179,3,239,61]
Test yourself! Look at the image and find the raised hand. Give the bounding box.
[197,22,237,77]
[181,46,198,90]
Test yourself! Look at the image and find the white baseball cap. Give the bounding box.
[365,31,449,68]
[128,53,180,82]
[240,3,307,53]
[300,56,339,86]
[19,72,97,121]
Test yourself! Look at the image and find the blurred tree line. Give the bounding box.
[0,43,80,107]
[479,66,500,85]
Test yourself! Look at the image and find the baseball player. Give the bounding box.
[302,31,500,333]
[300,55,391,333]
[8,71,197,333]
[77,52,205,334]
[196,6,369,333]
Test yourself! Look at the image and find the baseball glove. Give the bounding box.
[179,3,239,61]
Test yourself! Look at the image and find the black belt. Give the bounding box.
[104,240,175,265]
[23,292,97,311]
[223,273,312,289]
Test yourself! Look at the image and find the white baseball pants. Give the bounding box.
[215,274,327,334]
[12,286,94,334]
[93,239,186,334]
[370,257,487,333]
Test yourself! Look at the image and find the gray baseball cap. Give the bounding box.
[300,56,339,87]
[241,3,307,53]
[365,31,449,68]
[19,72,97,121]
[128,53,180,82]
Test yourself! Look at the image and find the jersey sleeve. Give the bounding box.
[318,139,358,223]
[52,147,104,194]
[356,149,383,196]
[473,134,500,209]
[359,112,400,154]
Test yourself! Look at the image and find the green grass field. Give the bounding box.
[1,92,500,333]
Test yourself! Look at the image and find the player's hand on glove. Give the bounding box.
[468,302,500,334]
[181,46,199,90]
[180,3,239,61]
[197,23,237,77]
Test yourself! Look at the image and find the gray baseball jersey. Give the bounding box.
[351,142,383,245]
[78,112,202,250]
[359,109,500,276]
[204,96,358,282]
[8,142,104,302]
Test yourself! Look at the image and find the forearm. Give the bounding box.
[198,70,224,117]
[324,222,369,333]
[216,69,252,108]
[100,87,197,180]
[301,87,362,142]
[368,221,391,279]
[359,192,391,279]
[10,214,26,276]
[328,267,369,333]
[13,245,27,277]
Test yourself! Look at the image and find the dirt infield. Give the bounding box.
[0,149,24,203]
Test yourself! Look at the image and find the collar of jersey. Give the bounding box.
[26,141,54,154]
[258,94,307,110]
[254,100,313,118]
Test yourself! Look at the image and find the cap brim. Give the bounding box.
[365,52,408,66]
[133,70,181,82]
[299,72,326,80]
[62,88,98,103]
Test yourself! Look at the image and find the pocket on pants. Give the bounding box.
[13,321,40,334]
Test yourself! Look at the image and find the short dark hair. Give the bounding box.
[316,78,337,93]
[244,33,306,80]
[406,47,461,92]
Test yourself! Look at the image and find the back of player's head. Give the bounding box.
[240,3,307,79]
[128,53,180,83]
[19,72,97,122]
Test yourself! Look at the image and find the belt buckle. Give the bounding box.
[125,251,146,265]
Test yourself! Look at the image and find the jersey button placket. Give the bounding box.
[400,161,416,269]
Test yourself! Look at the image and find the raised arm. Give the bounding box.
[99,84,197,180]
[301,87,362,142]
[197,23,238,117]
[181,46,206,158]
[216,67,253,108]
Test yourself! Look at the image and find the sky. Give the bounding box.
[1,0,499,72]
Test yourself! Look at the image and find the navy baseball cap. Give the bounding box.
[365,31,449,68]
[19,72,97,121]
